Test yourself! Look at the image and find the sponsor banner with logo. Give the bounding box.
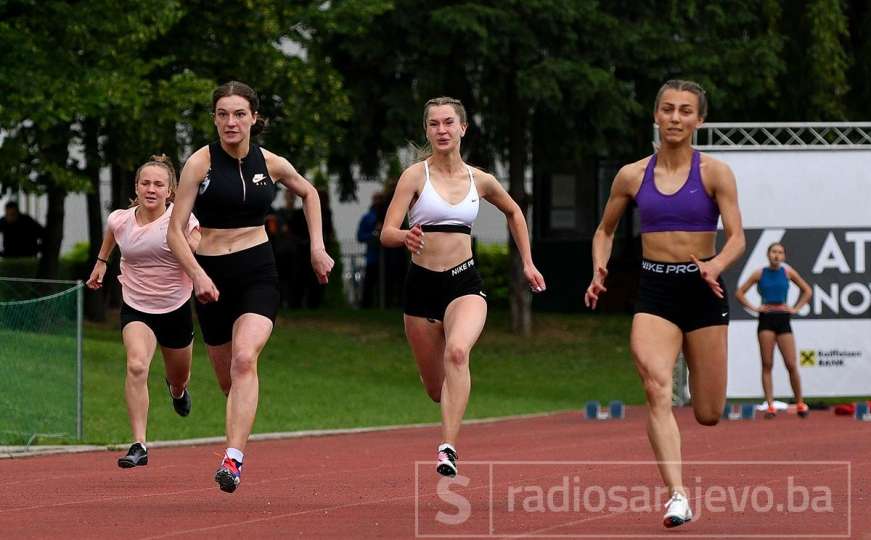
[714,151,871,398]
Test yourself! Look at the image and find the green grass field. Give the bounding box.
[0,328,78,443]
[35,308,643,445]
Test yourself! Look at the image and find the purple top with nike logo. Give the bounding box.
[635,150,719,233]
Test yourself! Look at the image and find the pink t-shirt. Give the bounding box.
[107,204,199,314]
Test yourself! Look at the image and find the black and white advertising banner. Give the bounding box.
[716,150,871,398]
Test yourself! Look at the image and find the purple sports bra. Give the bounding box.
[636,150,719,233]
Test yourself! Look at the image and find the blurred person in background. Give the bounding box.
[0,201,44,258]
[735,242,812,419]
[357,191,385,308]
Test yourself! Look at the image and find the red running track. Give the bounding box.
[1,407,869,539]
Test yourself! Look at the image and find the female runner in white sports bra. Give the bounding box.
[381,97,546,477]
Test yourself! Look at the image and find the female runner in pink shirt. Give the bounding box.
[87,155,200,468]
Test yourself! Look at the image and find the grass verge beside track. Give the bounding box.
[64,308,641,445]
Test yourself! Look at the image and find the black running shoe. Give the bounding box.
[118,443,148,468]
[436,446,458,477]
[215,455,243,493]
[166,379,191,417]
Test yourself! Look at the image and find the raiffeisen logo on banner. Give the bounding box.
[800,348,862,368]
[723,228,871,321]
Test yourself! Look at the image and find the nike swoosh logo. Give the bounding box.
[722,312,729,317]
[689,189,699,194]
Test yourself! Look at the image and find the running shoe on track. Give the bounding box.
[165,378,191,417]
[118,443,148,468]
[436,446,458,477]
[663,492,692,528]
[215,455,243,493]
[764,405,777,419]
[797,402,810,418]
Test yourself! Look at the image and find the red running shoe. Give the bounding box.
[797,402,810,418]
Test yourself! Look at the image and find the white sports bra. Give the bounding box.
[408,160,479,234]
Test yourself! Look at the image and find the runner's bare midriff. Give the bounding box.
[197,226,267,255]
[412,232,473,271]
[642,230,717,262]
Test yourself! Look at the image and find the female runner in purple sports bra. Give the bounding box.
[585,80,746,529]
[381,97,546,478]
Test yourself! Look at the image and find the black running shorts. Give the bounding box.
[758,311,792,335]
[120,300,194,349]
[635,258,729,332]
[404,258,486,322]
[194,242,279,346]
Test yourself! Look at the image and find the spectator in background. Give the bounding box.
[357,191,385,308]
[266,190,295,307]
[0,201,44,257]
[280,187,334,309]
[380,184,410,308]
[735,242,812,419]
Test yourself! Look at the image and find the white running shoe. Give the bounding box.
[436,445,458,477]
[663,492,693,528]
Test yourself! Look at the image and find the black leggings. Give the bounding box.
[194,242,279,346]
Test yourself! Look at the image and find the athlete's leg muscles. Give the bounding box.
[630,313,684,495]
[758,330,777,406]
[122,322,158,443]
[440,295,487,445]
[404,314,447,402]
[207,343,233,396]
[683,325,728,425]
[776,332,803,403]
[225,313,273,452]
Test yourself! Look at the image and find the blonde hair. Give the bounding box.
[129,154,177,207]
[654,79,708,119]
[415,97,468,161]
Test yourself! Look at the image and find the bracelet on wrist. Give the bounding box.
[96,256,109,264]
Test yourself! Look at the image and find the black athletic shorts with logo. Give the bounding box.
[120,300,194,349]
[635,258,729,332]
[194,242,279,346]
[758,311,792,335]
[404,258,487,322]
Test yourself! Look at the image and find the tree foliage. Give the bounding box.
[1,1,869,312]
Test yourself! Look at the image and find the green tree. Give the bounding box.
[778,0,850,120]
[2,1,172,278]
[305,0,790,327]
[0,1,351,316]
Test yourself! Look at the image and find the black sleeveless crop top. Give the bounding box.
[193,142,277,229]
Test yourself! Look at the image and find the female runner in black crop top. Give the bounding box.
[168,81,334,494]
